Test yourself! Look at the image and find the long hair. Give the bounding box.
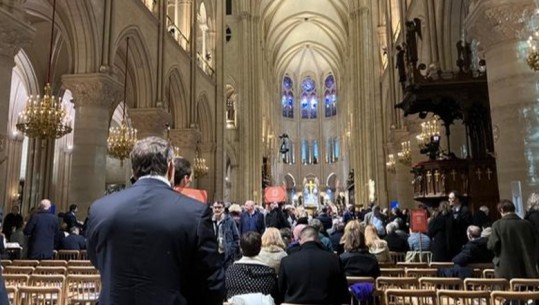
[432,201,451,219]
[340,220,365,252]
[261,227,286,249]
[364,224,380,248]
[528,192,539,212]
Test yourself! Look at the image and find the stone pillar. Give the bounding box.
[179,0,192,48]
[129,107,171,139]
[198,142,215,201]
[3,133,24,211]
[169,128,200,162]
[389,128,414,209]
[0,3,34,210]
[62,73,122,216]
[467,0,537,201]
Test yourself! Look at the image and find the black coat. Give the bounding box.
[2,213,23,240]
[63,211,81,230]
[428,213,457,262]
[340,249,381,278]
[265,208,290,230]
[316,213,333,231]
[87,178,225,305]
[279,241,349,304]
[384,232,409,252]
[330,230,344,255]
[23,210,59,259]
[452,205,473,252]
[452,237,493,266]
[473,210,491,228]
[61,234,86,250]
[525,210,539,265]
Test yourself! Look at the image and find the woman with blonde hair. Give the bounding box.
[257,227,288,273]
[364,224,392,263]
[339,220,380,277]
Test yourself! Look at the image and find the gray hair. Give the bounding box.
[528,192,539,212]
[386,222,398,234]
[309,218,323,232]
[467,225,481,239]
[130,137,174,178]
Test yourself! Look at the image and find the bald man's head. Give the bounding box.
[39,199,51,211]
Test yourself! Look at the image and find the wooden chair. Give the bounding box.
[482,269,495,278]
[405,268,438,278]
[67,260,93,267]
[1,259,12,267]
[79,250,88,260]
[389,251,406,264]
[3,274,29,287]
[380,268,405,277]
[56,250,80,261]
[65,274,101,305]
[28,274,66,288]
[385,289,437,305]
[468,263,494,278]
[396,261,429,268]
[67,266,99,275]
[429,262,455,269]
[376,277,418,290]
[510,278,539,291]
[33,266,67,275]
[39,260,68,267]
[419,277,462,290]
[5,286,17,305]
[464,278,509,291]
[491,291,539,305]
[16,286,63,305]
[11,260,40,267]
[437,289,490,305]
[3,266,34,275]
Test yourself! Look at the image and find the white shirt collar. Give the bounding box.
[137,175,172,187]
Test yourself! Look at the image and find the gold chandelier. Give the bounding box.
[386,154,396,173]
[193,146,208,179]
[16,0,72,140]
[397,141,411,166]
[107,37,137,165]
[415,116,440,149]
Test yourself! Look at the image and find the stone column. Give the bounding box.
[0,3,34,210]
[129,107,171,139]
[62,73,122,216]
[169,128,200,162]
[389,128,415,209]
[198,142,215,201]
[466,0,537,201]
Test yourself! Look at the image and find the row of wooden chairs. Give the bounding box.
[6,274,100,305]
[4,266,98,276]
[384,289,539,305]
[373,276,539,291]
[379,266,495,278]
[2,259,93,268]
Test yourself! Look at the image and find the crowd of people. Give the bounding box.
[1,136,539,305]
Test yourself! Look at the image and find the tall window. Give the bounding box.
[301,77,317,119]
[301,139,308,164]
[226,0,232,15]
[283,141,295,164]
[312,140,319,164]
[334,137,340,161]
[324,74,337,117]
[282,75,294,118]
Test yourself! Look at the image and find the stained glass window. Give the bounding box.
[301,139,308,164]
[313,140,319,164]
[282,75,294,118]
[301,76,317,119]
[324,74,337,117]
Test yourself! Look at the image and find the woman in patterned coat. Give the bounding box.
[225,232,278,302]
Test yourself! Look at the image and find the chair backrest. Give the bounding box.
[389,252,406,264]
[385,288,437,305]
[33,266,67,275]
[468,263,494,278]
[380,268,405,277]
[419,277,463,290]
[3,274,29,287]
[429,262,455,269]
[482,269,495,278]
[28,274,66,288]
[39,260,68,267]
[16,286,63,305]
[510,278,539,291]
[404,251,433,263]
[376,277,418,290]
[79,250,88,260]
[56,250,80,260]
[67,260,93,267]
[437,289,490,305]
[11,260,40,267]
[405,268,438,278]
[397,262,429,268]
[491,291,539,305]
[3,266,34,275]
[65,274,101,305]
[67,266,99,275]
[346,276,375,284]
[1,260,12,267]
[464,278,509,291]
[5,286,17,305]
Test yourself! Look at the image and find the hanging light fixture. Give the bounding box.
[107,37,138,166]
[16,0,72,139]
[193,144,208,179]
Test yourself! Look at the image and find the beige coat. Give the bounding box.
[257,245,287,273]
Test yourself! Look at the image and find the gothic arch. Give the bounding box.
[284,173,296,189]
[196,93,213,143]
[326,172,337,189]
[165,67,188,129]
[112,27,154,109]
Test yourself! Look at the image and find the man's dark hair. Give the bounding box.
[300,226,320,242]
[130,137,174,178]
[497,199,516,213]
[173,157,192,186]
[240,232,262,257]
[69,204,77,212]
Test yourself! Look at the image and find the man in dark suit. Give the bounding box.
[278,226,349,304]
[61,227,86,250]
[488,199,539,279]
[63,204,82,231]
[449,191,473,251]
[86,136,225,305]
[23,199,59,259]
[239,200,265,235]
[2,205,23,240]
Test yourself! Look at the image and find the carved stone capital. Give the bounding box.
[169,128,201,149]
[62,73,123,110]
[0,5,34,59]
[129,107,171,138]
[466,0,535,50]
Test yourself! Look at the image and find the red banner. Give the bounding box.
[264,186,287,203]
[410,208,428,233]
[174,186,208,203]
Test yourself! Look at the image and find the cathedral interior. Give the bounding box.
[0,0,537,216]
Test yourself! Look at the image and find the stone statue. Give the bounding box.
[405,18,422,67]
[226,97,235,121]
[368,179,375,203]
[396,45,406,90]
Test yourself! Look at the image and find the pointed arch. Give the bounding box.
[284,173,296,189]
[196,93,213,143]
[165,67,188,129]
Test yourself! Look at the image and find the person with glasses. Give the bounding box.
[212,201,240,269]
